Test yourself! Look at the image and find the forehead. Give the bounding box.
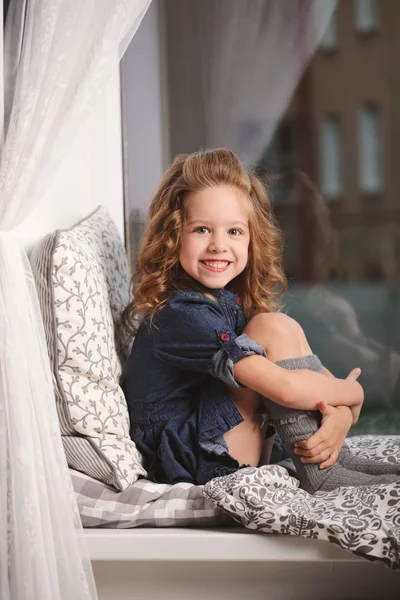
[184,185,249,221]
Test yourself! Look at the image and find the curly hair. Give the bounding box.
[122,148,287,335]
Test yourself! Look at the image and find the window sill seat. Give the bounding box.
[86,528,400,600]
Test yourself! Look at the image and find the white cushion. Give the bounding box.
[31,206,146,490]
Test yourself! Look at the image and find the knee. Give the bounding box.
[244,312,303,347]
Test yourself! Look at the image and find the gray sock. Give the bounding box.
[338,443,400,476]
[263,354,399,494]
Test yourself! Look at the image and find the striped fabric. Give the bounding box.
[71,469,230,528]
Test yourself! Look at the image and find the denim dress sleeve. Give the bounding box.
[153,293,266,387]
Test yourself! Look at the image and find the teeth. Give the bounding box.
[203,261,229,269]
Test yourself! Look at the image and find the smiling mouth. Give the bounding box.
[200,260,231,272]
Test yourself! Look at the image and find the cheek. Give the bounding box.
[239,239,250,261]
[182,236,205,257]
[180,236,196,264]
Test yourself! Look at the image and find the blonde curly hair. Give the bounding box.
[122,148,287,335]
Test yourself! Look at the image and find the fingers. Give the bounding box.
[346,367,362,380]
[295,425,333,451]
[317,400,335,418]
[298,448,333,465]
[294,439,329,457]
[323,364,362,381]
[296,448,339,467]
[295,434,321,451]
[319,451,339,469]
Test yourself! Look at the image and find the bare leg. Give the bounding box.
[224,385,266,466]
[224,313,312,467]
[227,313,399,493]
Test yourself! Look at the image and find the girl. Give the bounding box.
[122,149,399,494]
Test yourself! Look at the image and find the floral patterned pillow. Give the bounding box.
[203,435,400,569]
[31,206,146,491]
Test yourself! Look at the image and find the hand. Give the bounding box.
[346,368,364,423]
[322,365,363,424]
[294,402,353,469]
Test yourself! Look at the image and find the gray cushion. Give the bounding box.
[71,468,230,528]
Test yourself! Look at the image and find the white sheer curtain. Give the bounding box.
[0,1,151,599]
[194,0,337,166]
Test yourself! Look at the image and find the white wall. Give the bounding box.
[14,67,125,252]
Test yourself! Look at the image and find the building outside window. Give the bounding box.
[257,119,299,205]
[359,103,382,194]
[319,8,338,50]
[320,115,342,199]
[355,0,378,33]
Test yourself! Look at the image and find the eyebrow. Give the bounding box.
[186,220,249,229]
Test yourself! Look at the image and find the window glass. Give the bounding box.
[122,0,400,433]
[320,10,338,50]
[355,0,378,32]
[359,103,382,193]
[320,115,342,198]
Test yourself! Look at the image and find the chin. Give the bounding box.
[201,277,230,289]
[189,268,235,289]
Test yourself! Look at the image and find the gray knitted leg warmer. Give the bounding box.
[263,354,399,494]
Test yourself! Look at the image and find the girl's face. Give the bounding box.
[180,185,250,289]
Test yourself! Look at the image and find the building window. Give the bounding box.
[257,119,299,204]
[319,9,338,51]
[320,115,342,198]
[358,103,382,194]
[355,0,378,33]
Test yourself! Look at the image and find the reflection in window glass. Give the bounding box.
[122,0,400,433]
[355,0,378,32]
[320,10,338,50]
[359,103,382,194]
[320,116,342,198]
[258,120,299,205]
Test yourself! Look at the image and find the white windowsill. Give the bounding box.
[84,528,363,563]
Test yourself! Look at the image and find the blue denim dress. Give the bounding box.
[123,288,274,485]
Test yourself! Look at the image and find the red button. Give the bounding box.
[236,297,242,306]
[220,333,231,342]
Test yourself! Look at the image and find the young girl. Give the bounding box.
[122,149,399,494]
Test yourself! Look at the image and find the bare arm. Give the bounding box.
[233,355,364,411]
[321,365,363,424]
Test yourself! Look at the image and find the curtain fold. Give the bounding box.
[0,1,151,599]
[194,0,337,166]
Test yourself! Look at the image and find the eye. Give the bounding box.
[194,226,209,234]
[229,228,242,236]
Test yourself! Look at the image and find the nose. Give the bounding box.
[207,233,227,253]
